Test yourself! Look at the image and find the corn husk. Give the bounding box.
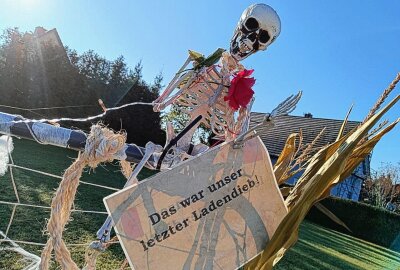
[274,133,298,184]
[244,95,399,270]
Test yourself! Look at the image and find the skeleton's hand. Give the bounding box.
[234,91,302,147]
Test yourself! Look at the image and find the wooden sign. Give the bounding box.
[104,137,287,270]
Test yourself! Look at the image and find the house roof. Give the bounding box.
[249,113,360,157]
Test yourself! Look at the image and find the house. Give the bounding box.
[249,112,371,201]
[20,27,65,63]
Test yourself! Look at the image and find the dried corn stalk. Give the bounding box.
[274,128,325,185]
[244,85,399,270]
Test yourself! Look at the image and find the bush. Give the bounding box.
[306,197,400,249]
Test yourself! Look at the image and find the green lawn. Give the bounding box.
[275,222,400,270]
[1,139,399,269]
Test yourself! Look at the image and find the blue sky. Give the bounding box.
[0,0,399,169]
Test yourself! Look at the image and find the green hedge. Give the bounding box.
[306,197,400,250]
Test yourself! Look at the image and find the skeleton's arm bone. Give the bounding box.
[153,56,193,111]
[239,97,255,135]
[156,71,198,110]
[234,92,302,146]
[156,56,191,101]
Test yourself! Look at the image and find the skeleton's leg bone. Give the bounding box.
[125,142,163,185]
[96,142,162,242]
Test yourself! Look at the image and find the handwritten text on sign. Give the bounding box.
[104,137,287,270]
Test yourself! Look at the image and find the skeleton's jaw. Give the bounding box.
[230,48,254,62]
[230,38,254,61]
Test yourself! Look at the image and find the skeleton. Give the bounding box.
[153,3,282,155]
[94,3,300,247]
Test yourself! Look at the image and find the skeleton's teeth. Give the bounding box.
[240,41,250,51]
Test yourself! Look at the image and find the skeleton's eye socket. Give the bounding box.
[259,30,270,44]
[248,32,257,42]
[245,17,259,31]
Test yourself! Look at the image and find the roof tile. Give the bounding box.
[250,113,359,157]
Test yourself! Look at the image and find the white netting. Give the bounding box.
[0,135,134,269]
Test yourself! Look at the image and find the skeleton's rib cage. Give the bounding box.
[155,53,252,145]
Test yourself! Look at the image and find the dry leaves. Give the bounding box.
[244,74,400,270]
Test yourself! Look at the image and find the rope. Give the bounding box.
[39,124,127,270]
[120,160,134,179]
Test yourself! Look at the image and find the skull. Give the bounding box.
[230,4,281,61]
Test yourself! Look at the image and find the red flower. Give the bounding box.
[224,69,255,111]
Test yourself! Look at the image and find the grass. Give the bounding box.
[275,222,400,270]
[1,139,400,269]
[0,138,153,269]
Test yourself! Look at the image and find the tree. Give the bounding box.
[151,71,163,94]
[109,55,128,87]
[0,28,31,109]
[161,103,213,146]
[0,27,165,145]
[360,162,400,212]
[74,49,111,84]
[102,76,166,146]
[132,61,143,83]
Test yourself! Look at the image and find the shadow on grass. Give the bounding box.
[275,222,400,270]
